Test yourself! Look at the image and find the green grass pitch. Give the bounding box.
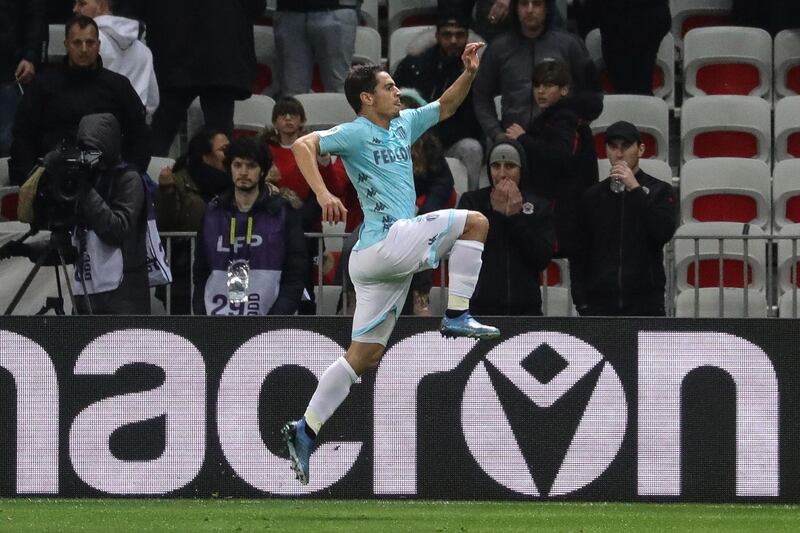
[1,499,798,532]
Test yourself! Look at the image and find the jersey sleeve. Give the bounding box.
[316,121,364,157]
[401,101,441,145]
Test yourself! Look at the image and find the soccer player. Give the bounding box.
[283,42,498,485]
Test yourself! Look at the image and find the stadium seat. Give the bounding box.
[591,95,670,161]
[146,157,176,185]
[774,96,800,162]
[253,25,276,95]
[585,29,675,107]
[539,258,569,288]
[47,24,66,64]
[0,157,9,187]
[0,186,19,221]
[778,291,800,317]
[673,222,767,292]
[679,158,771,229]
[680,95,771,163]
[597,158,675,185]
[388,0,438,35]
[293,93,355,130]
[360,0,380,30]
[774,29,800,101]
[541,286,577,317]
[233,95,276,136]
[670,0,734,47]
[772,159,800,230]
[683,27,772,99]
[322,221,347,253]
[353,26,382,66]
[446,157,469,201]
[675,288,768,317]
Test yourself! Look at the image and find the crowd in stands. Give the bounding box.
[3,0,800,317]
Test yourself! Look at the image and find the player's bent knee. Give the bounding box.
[461,211,489,241]
[345,342,385,375]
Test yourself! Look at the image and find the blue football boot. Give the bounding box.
[282,418,315,485]
[440,311,500,340]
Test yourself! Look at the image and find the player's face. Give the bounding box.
[490,161,521,186]
[533,82,567,110]
[230,157,261,192]
[518,0,547,36]
[436,24,468,58]
[367,72,402,119]
[65,24,100,68]
[202,133,229,171]
[606,139,644,170]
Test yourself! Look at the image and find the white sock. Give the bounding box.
[304,356,358,435]
[447,240,484,309]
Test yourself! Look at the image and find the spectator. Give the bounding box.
[472,0,601,144]
[505,60,597,259]
[156,129,230,232]
[582,0,670,96]
[193,136,306,315]
[571,121,677,316]
[457,139,553,315]
[439,0,565,43]
[130,0,265,155]
[71,0,159,119]
[8,15,150,185]
[274,0,358,96]
[69,113,149,314]
[393,12,485,190]
[0,0,46,158]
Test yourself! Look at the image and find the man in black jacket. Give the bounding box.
[393,12,485,190]
[571,121,677,316]
[130,0,265,155]
[8,15,150,185]
[457,139,554,315]
[0,0,46,158]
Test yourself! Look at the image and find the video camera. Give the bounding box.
[33,142,103,231]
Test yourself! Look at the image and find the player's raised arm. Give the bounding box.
[437,41,485,122]
[291,132,348,223]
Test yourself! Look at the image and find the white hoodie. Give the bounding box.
[95,15,159,119]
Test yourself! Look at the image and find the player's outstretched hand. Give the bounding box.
[318,192,348,223]
[462,42,485,75]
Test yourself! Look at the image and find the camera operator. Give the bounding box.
[68,112,149,314]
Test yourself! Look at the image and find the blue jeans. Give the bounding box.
[0,80,22,157]
[274,9,357,95]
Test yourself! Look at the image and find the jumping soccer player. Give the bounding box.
[283,41,498,485]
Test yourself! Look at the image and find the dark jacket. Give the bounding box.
[516,96,598,257]
[8,58,150,185]
[156,160,230,232]
[393,42,484,149]
[0,0,46,84]
[571,169,678,316]
[276,0,359,10]
[472,0,602,141]
[74,113,149,314]
[192,187,307,315]
[457,139,554,315]
[132,0,264,98]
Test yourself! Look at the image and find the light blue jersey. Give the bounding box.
[316,101,441,250]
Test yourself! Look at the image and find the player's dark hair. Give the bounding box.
[225,136,272,179]
[345,64,383,114]
[271,96,307,123]
[532,60,571,88]
[65,15,99,39]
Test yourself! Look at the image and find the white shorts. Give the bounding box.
[349,209,469,345]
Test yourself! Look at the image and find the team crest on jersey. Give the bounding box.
[395,126,407,140]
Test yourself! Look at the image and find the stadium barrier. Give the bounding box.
[0,317,796,501]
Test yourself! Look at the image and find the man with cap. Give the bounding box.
[457,139,554,315]
[393,10,485,190]
[570,120,677,316]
